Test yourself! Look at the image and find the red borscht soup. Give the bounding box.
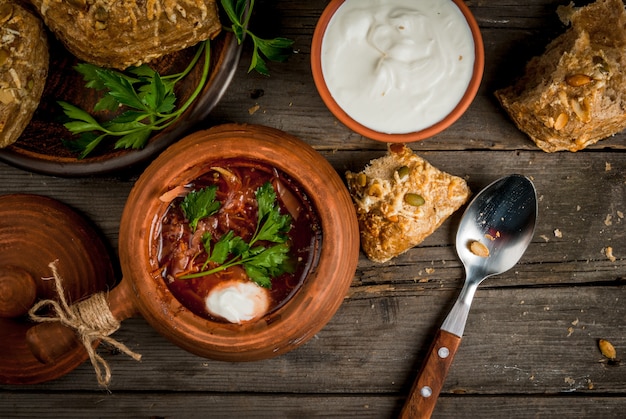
[152,159,321,323]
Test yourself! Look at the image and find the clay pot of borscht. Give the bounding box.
[121,123,360,360]
[28,124,359,365]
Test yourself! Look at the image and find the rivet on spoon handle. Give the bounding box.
[399,330,462,419]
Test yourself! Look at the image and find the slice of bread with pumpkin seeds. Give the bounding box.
[495,0,626,152]
[346,144,470,263]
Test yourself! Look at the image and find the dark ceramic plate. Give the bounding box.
[0,31,242,177]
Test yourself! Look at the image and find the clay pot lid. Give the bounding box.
[0,31,242,177]
[0,194,115,385]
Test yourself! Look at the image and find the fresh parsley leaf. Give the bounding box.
[142,71,166,112]
[180,182,294,288]
[210,231,236,264]
[127,64,159,79]
[243,243,293,288]
[58,101,103,130]
[243,265,272,288]
[230,235,250,257]
[114,129,152,150]
[62,132,105,159]
[251,182,291,245]
[201,232,213,269]
[95,68,147,111]
[220,0,247,38]
[74,63,110,90]
[93,94,120,113]
[180,185,221,232]
[220,0,294,76]
[253,35,294,63]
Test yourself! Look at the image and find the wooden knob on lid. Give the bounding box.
[0,265,37,318]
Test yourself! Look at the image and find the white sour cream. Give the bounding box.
[205,280,270,324]
[321,0,475,134]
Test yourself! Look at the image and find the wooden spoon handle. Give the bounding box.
[26,278,137,364]
[399,329,462,419]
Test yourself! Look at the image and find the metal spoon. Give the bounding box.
[400,174,538,418]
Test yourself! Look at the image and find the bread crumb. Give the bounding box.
[540,234,550,242]
[604,246,616,262]
[248,104,261,115]
[617,211,624,219]
[554,229,563,238]
[604,214,613,226]
[606,162,612,171]
[425,268,435,274]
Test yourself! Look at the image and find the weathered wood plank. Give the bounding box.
[1,392,626,418]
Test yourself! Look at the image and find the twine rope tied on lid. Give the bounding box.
[28,260,142,387]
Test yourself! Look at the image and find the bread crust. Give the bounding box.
[31,0,221,70]
[346,145,470,263]
[495,0,626,152]
[0,0,49,148]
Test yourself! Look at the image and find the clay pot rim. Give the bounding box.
[119,124,360,361]
[310,0,485,143]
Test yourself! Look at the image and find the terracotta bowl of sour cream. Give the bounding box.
[311,0,484,142]
[26,124,360,367]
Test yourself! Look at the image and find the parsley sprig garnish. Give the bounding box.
[220,0,294,76]
[180,182,294,288]
[60,40,211,158]
[180,185,221,232]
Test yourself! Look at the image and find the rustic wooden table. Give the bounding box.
[1,0,625,417]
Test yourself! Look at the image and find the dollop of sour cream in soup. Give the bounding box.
[321,0,475,134]
[205,279,271,324]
